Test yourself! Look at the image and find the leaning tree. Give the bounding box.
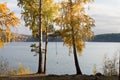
[55,0,95,75]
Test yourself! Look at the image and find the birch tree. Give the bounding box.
[55,0,95,75]
[17,0,59,73]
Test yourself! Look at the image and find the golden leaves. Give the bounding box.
[72,3,83,14]
[0,38,4,48]
[18,0,40,38]
[82,0,94,3]
[55,0,95,54]
[18,0,60,38]
[6,29,11,42]
[0,3,20,27]
[0,3,20,48]
[0,3,9,13]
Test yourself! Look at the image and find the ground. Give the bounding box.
[0,74,119,80]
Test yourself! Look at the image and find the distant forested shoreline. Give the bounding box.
[11,33,120,42]
[90,33,120,42]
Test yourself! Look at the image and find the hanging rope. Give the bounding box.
[55,36,59,64]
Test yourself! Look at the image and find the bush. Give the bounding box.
[17,63,31,75]
[0,57,31,76]
[0,57,9,76]
[92,64,97,75]
[102,53,119,76]
[8,64,31,75]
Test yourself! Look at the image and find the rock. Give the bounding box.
[95,73,104,76]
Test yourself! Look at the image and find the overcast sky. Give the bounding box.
[0,0,120,35]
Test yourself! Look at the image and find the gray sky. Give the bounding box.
[0,0,120,35]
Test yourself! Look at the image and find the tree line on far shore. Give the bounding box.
[8,33,120,42]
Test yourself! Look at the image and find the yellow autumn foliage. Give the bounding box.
[17,63,31,75]
[55,0,95,54]
[0,3,20,48]
[18,0,60,39]
[0,38,4,48]
[0,3,9,13]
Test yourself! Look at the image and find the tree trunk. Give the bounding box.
[69,0,82,75]
[43,26,48,74]
[71,26,82,75]
[37,0,42,73]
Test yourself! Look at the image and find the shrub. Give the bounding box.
[102,53,119,76]
[0,57,31,76]
[8,69,17,76]
[92,64,97,75]
[0,57,9,76]
[17,63,31,75]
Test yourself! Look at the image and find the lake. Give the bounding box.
[0,42,119,75]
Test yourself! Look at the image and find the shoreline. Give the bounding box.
[0,74,119,80]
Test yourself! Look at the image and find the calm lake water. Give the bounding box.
[0,42,119,75]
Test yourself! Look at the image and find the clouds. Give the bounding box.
[87,0,120,34]
[90,5,118,17]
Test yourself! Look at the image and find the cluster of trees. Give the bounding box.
[0,0,95,75]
